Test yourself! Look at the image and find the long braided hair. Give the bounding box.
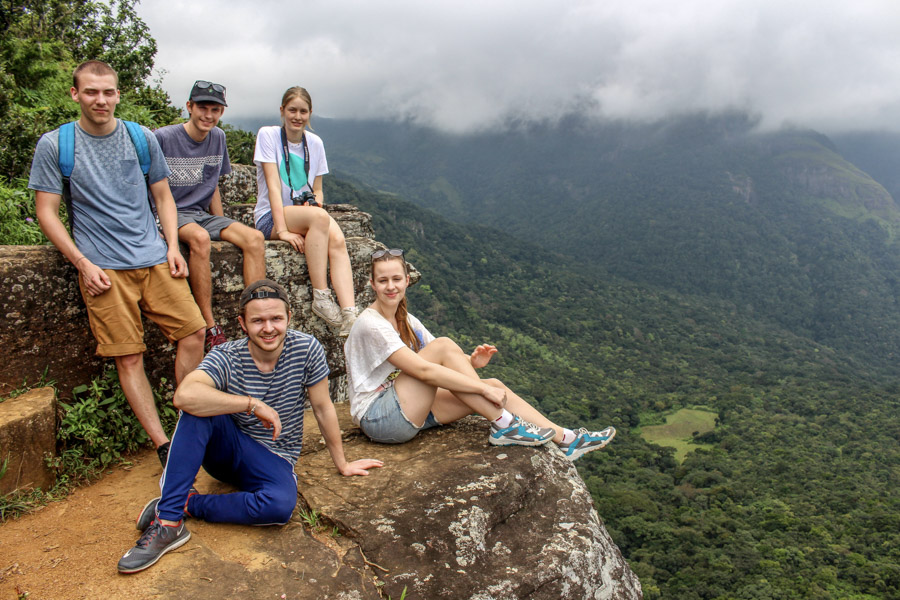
[371,252,422,352]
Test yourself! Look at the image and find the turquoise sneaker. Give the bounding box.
[561,427,616,460]
[489,415,555,446]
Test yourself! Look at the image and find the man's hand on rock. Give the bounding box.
[339,459,384,476]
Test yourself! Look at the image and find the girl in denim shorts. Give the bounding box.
[342,249,616,460]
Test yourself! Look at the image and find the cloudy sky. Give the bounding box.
[137,0,900,134]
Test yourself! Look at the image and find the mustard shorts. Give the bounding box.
[79,263,206,357]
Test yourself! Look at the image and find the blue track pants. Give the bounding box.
[156,413,298,525]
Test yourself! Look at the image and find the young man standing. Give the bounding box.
[153,80,266,352]
[28,61,207,466]
[117,279,383,574]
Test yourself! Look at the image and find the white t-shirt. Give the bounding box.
[252,125,329,226]
[344,307,436,424]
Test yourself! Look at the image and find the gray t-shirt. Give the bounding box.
[28,120,172,270]
[153,124,232,212]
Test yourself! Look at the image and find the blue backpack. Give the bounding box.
[57,120,152,230]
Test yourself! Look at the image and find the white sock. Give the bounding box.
[561,429,576,445]
[493,409,515,428]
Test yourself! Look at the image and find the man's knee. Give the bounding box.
[184,228,212,257]
[253,489,297,525]
[180,327,205,348]
[114,352,144,373]
[244,228,265,255]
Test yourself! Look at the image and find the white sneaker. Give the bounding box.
[339,307,358,337]
[311,289,342,327]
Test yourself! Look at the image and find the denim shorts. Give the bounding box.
[255,212,274,239]
[360,385,441,444]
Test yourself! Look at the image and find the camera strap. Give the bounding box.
[280,126,310,202]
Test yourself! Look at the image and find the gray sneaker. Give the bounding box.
[117,520,191,574]
[489,415,555,446]
[311,289,342,327]
[339,307,358,337]
[136,488,198,531]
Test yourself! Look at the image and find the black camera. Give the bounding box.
[292,190,319,207]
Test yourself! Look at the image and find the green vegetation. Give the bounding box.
[638,408,717,462]
[0,0,180,244]
[0,367,176,521]
[297,506,322,530]
[322,115,900,371]
[3,3,900,597]
[330,181,900,599]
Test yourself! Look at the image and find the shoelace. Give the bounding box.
[136,522,162,548]
[522,420,548,435]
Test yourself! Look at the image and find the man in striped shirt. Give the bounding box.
[117,279,383,574]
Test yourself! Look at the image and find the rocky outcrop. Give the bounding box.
[298,410,643,599]
[0,165,642,596]
[0,205,389,398]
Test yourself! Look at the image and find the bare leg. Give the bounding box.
[484,379,564,443]
[282,205,330,290]
[326,217,355,309]
[178,224,214,328]
[220,222,266,285]
[175,328,205,384]
[394,337,503,425]
[115,353,167,447]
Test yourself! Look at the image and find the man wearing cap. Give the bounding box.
[117,279,383,574]
[154,80,266,353]
[29,60,206,467]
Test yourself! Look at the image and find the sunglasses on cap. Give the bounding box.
[194,80,226,93]
[371,248,404,260]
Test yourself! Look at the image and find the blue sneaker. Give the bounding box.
[489,415,555,446]
[561,427,616,460]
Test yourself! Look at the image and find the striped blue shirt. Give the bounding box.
[198,330,330,463]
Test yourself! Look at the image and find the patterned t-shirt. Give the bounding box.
[154,123,232,212]
[27,120,171,269]
[198,330,330,464]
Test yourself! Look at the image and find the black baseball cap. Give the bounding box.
[189,80,227,106]
[239,279,290,311]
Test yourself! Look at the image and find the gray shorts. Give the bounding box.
[359,385,441,444]
[177,208,238,241]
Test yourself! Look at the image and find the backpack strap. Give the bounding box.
[123,120,151,180]
[58,120,155,233]
[57,122,76,231]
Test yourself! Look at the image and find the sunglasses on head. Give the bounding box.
[194,80,226,93]
[371,248,404,260]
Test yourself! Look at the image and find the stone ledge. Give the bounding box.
[295,404,643,600]
[0,205,381,398]
[0,387,57,495]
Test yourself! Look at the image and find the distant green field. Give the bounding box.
[640,408,718,462]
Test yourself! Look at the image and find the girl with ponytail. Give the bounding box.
[343,249,617,459]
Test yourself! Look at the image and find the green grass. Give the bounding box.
[639,408,717,462]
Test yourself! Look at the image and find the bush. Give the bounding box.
[55,365,177,477]
[0,177,47,244]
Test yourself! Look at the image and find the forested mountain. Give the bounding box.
[315,115,900,370]
[3,2,899,595]
[326,176,900,599]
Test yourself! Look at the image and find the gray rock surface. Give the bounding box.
[298,410,643,600]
